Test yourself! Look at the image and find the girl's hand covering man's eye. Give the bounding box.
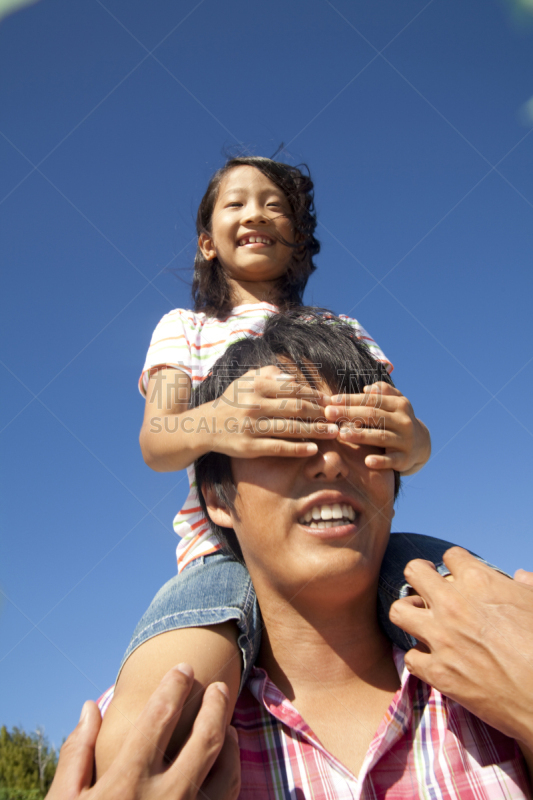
[325,382,431,475]
[211,365,340,460]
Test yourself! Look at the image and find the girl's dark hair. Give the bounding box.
[193,308,400,560]
[192,157,320,319]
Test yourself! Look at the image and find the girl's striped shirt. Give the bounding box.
[139,302,393,572]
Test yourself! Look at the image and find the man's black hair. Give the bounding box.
[193,308,400,559]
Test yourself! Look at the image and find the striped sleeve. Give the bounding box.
[138,309,193,396]
[340,315,393,374]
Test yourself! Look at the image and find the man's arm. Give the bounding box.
[46,665,240,800]
[389,548,533,777]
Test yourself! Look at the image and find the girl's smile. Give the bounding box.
[199,165,295,291]
[237,234,276,247]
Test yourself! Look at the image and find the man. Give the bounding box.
[77,309,532,798]
[191,310,532,797]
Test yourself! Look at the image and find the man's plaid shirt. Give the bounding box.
[232,648,531,799]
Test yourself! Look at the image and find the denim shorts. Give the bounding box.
[120,551,261,691]
[121,533,492,689]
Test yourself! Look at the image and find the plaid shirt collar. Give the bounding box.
[245,647,414,781]
[233,647,530,799]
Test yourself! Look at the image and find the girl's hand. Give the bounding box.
[211,365,339,459]
[324,382,431,474]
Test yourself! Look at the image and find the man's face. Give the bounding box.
[205,400,395,602]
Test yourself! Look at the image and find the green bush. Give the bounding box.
[0,726,56,797]
[0,790,44,800]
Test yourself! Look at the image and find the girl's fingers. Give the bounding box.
[239,365,326,398]
[227,392,329,420]
[333,411,411,439]
[325,406,394,428]
[339,429,409,463]
[167,683,230,797]
[362,453,406,471]
[329,390,387,406]
[266,420,338,438]
[213,429,325,459]
[325,406,389,427]
[259,397,331,418]
[338,424,397,445]
[225,419,338,443]
[243,439,319,458]
[362,382,401,396]
[263,381,330,407]
[324,382,401,402]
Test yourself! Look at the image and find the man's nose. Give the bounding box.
[305,440,350,482]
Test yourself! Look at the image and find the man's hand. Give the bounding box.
[325,382,431,474]
[389,548,533,752]
[46,665,240,800]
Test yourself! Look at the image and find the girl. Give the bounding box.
[96,156,440,771]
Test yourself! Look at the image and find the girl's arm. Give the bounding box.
[95,624,241,779]
[140,368,215,472]
[140,366,340,473]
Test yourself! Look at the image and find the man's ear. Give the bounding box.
[198,233,217,261]
[202,484,234,528]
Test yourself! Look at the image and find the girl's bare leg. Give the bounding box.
[95,622,241,777]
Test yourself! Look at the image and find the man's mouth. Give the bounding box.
[237,235,275,247]
[298,503,358,529]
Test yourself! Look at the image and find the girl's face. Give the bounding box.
[199,165,295,286]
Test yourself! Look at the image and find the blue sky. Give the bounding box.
[1,0,533,749]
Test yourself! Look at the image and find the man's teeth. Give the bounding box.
[240,236,273,245]
[298,503,356,528]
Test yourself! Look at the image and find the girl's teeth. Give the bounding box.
[241,236,272,245]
